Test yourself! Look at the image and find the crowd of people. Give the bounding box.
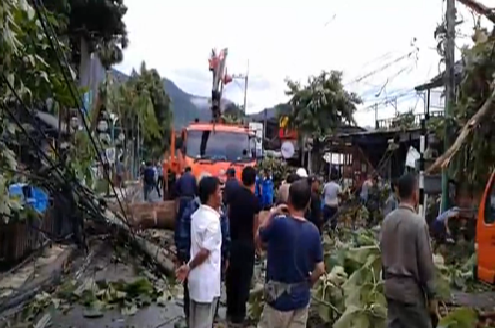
[174,166,326,328]
[171,165,450,328]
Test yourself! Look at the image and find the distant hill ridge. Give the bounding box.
[111,69,274,129]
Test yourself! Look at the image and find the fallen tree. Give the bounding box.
[427,88,495,174]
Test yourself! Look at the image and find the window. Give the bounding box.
[186,130,252,162]
[485,180,495,224]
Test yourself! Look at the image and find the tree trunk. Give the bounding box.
[427,88,495,173]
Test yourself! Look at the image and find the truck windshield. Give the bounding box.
[186,130,252,162]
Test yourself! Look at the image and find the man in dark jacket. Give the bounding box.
[143,162,155,201]
[174,167,197,243]
[306,176,322,232]
[224,168,239,206]
[175,195,231,323]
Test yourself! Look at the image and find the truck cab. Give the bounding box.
[181,122,257,182]
[477,170,495,283]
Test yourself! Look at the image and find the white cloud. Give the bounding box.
[116,0,495,126]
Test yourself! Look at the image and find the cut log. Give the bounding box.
[102,209,176,276]
[134,235,175,275]
[108,200,177,230]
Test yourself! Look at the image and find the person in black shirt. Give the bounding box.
[226,166,261,325]
[224,168,239,206]
[306,176,322,232]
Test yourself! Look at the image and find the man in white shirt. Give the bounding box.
[176,176,222,328]
[322,172,342,230]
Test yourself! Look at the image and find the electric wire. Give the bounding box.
[1,76,108,222]
[31,0,130,225]
[28,2,169,277]
[345,50,418,87]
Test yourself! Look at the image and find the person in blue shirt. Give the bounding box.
[175,192,231,323]
[256,180,325,327]
[261,170,274,210]
[432,207,460,244]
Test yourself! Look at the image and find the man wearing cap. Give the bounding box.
[296,168,308,178]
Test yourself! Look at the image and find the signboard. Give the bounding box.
[249,122,263,157]
[105,147,116,165]
[281,141,295,159]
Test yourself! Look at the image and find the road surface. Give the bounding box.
[135,185,163,202]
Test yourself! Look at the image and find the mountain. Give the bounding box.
[110,69,234,129]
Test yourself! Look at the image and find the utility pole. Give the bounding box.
[374,103,379,129]
[231,60,249,114]
[442,0,456,212]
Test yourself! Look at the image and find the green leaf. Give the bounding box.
[7,74,14,88]
[7,123,16,134]
[438,308,477,328]
[121,304,138,316]
[333,305,362,328]
[83,300,104,318]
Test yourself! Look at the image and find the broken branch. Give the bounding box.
[427,88,495,173]
[457,0,495,24]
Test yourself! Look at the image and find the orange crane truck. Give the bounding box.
[163,48,257,199]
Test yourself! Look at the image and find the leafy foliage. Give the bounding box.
[256,157,290,188]
[1,0,105,220]
[104,61,172,160]
[222,102,245,124]
[432,24,495,190]
[284,71,362,138]
[44,0,128,69]
[1,0,63,222]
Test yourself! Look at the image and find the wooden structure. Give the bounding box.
[323,124,443,183]
[0,211,54,268]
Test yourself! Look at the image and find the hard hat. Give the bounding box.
[296,168,308,178]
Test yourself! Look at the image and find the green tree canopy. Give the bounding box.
[104,61,172,160]
[284,71,362,138]
[222,102,244,123]
[44,0,128,69]
[429,22,495,191]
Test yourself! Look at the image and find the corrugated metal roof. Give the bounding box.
[415,61,463,91]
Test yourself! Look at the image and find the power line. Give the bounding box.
[357,90,420,112]
[344,49,418,87]
[1,77,109,223]
[32,0,129,223]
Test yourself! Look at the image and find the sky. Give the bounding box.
[116,0,495,127]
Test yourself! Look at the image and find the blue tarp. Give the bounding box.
[9,183,49,214]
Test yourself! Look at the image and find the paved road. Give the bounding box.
[47,240,187,328]
[135,185,163,203]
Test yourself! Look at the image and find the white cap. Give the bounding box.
[296,168,308,178]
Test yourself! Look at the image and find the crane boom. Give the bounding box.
[209,48,229,122]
